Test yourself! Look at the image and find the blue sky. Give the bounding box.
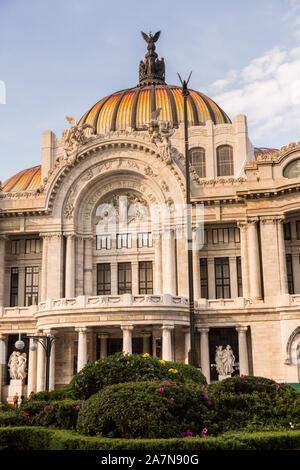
[1,0,300,181]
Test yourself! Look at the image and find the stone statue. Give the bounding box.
[61,115,95,157]
[8,351,27,381]
[215,345,235,377]
[147,108,175,164]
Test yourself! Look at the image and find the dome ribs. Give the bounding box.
[131,87,142,130]
[151,85,156,114]
[196,91,216,124]
[110,91,127,131]
[93,95,112,132]
[165,86,178,127]
[187,94,199,126]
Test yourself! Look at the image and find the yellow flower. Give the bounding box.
[168,368,178,374]
[159,360,166,365]
[127,361,130,365]
[131,364,133,367]
[143,353,150,357]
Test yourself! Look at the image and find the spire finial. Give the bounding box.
[139,30,165,86]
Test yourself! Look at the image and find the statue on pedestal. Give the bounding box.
[215,345,235,379]
[8,351,27,381]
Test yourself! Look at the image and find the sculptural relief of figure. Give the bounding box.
[215,345,235,377]
[8,351,27,381]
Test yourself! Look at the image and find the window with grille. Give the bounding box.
[137,232,153,248]
[215,257,231,299]
[139,261,153,294]
[200,258,208,299]
[212,228,230,244]
[296,221,300,240]
[284,222,291,240]
[118,262,132,294]
[286,254,294,294]
[25,239,41,254]
[190,147,206,178]
[234,227,240,243]
[117,233,132,249]
[10,268,19,307]
[217,145,233,177]
[25,266,39,306]
[96,235,111,250]
[97,263,111,295]
[236,257,243,297]
[11,240,20,255]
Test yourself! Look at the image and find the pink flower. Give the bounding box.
[275,384,280,389]
[162,380,170,385]
[159,387,164,392]
[170,398,175,403]
[204,393,209,398]
[181,429,193,437]
[237,392,242,395]
[25,412,29,416]
[201,385,206,389]
[240,374,245,378]
[207,399,213,406]
[201,428,208,438]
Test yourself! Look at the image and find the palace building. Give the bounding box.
[0,32,300,400]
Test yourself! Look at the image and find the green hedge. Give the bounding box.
[71,352,206,399]
[0,427,300,450]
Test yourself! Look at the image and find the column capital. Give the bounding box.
[75,327,88,334]
[43,329,57,337]
[260,215,284,225]
[247,216,259,225]
[140,331,151,338]
[197,327,210,334]
[121,324,134,331]
[98,333,109,339]
[235,326,248,333]
[0,333,6,340]
[162,324,174,331]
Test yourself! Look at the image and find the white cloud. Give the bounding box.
[206,43,300,147]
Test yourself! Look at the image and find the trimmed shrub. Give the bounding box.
[0,410,28,427]
[28,386,74,402]
[21,399,83,429]
[77,381,213,438]
[208,376,300,433]
[71,352,206,399]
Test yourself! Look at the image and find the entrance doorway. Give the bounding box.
[209,328,239,382]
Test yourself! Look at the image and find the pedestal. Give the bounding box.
[7,379,26,404]
[218,374,231,381]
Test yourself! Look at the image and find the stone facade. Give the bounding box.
[1,51,300,400]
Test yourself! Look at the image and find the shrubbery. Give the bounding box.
[28,386,74,402]
[71,352,207,399]
[77,380,213,438]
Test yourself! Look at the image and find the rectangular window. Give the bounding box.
[286,254,294,294]
[139,261,153,294]
[25,239,40,254]
[97,263,111,295]
[234,227,240,243]
[11,240,20,255]
[296,221,300,240]
[118,262,132,294]
[236,257,243,297]
[96,235,111,250]
[137,232,153,248]
[214,257,231,299]
[10,268,19,307]
[284,222,291,240]
[200,258,208,299]
[117,233,132,249]
[24,266,39,306]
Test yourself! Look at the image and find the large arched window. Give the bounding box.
[283,159,300,178]
[217,145,233,177]
[190,147,206,178]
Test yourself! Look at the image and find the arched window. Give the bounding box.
[217,145,233,177]
[190,147,206,178]
[283,159,300,178]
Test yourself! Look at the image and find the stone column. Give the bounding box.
[111,262,118,295]
[76,237,84,296]
[192,233,201,301]
[18,267,25,307]
[141,332,151,354]
[247,218,262,299]
[277,217,288,295]
[99,333,108,358]
[229,256,238,299]
[0,334,7,403]
[27,338,37,395]
[65,234,76,298]
[292,253,300,294]
[184,328,190,364]
[199,328,210,384]
[122,325,133,354]
[236,326,249,376]
[132,261,139,295]
[154,233,163,294]
[162,325,174,361]
[76,327,88,371]
[46,234,64,299]
[83,237,93,296]
[162,229,176,295]
[237,221,249,299]
[40,234,48,301]
[0,238,6,308]
[207,258,215,299]
[36,339,46,392]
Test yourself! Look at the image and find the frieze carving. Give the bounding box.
[61,116,95,157]
[64,203,74,219]
[260,215,284,225]
[147,109,175,164]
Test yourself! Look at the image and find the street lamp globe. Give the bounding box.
[30,342,38,352]
[15,339,25,350]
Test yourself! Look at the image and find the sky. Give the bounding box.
[1,0,300,181]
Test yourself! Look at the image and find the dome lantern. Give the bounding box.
[138,31,165,86]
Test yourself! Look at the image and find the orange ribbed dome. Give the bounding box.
[79,84,231,134]
[3,165,41,193]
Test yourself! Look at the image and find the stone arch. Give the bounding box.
[286,326,300,370]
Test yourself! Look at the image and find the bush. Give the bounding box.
[208,376,300,433]
[77,381,213,438]
[71,352,206,399]
[1,427,300,450]
[28,386,74,402]
[21,399,83,430]
[0,410,28,427]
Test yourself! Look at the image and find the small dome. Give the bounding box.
[79,84,231,134]
[3,165,41,193]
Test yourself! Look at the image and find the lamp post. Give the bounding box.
[16,333,55,391]
[178,72,198,367]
